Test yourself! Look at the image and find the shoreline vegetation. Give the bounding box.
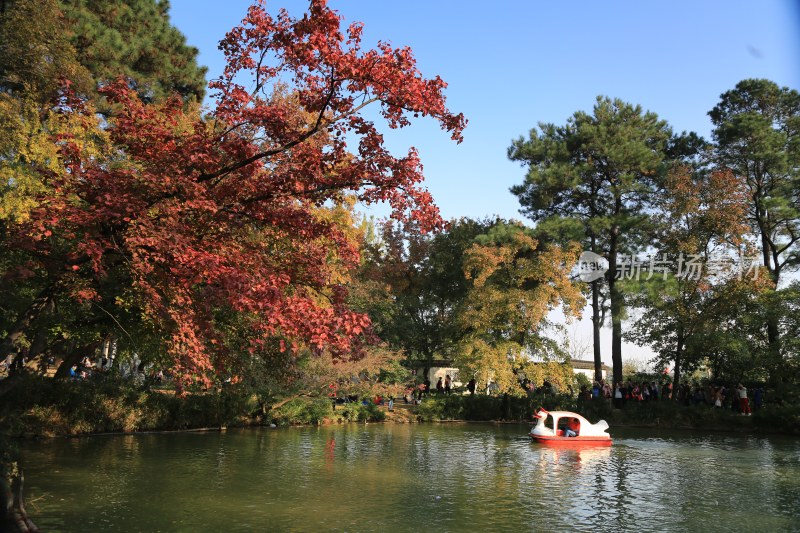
[3,374,798,440]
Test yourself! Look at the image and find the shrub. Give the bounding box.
[416,396,451,421]
[335,401,385,422]
[417,394,504,421]
[752,405,800,434]
[416,392,603,422]
[460,395,501,421]
[0,374,254,437]
[270,397,333,425]
[360,402,385,422]
[338,401,362,422]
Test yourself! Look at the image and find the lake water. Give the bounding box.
[17,423,800,532]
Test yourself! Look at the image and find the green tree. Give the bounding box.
[0,0,205,103]
[708,79,800,377]
[625,167,769,392]
[59,0,207,102]
[509,97,685,384]
[353,218,492,377]
[0,0,93,101]
[777,283,800,384]
[455,220,583,395]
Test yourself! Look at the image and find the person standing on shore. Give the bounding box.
[737,384,752,416]
[613,383,623,409]
[713,387,723,408]
[753,387,764,410]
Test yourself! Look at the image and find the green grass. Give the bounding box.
[1,375,795,437]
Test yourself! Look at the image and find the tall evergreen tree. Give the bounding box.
[709,79,800,379]
[60,0,207,102]
[509,97,684,384]
[0,0,206,102]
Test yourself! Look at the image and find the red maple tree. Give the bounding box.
[6,0,465,390]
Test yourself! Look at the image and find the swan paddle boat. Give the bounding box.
[529,408,612,446]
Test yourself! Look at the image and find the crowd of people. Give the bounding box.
[402,374,469,404]
[580,378,763,414]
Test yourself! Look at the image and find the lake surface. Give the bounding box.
[17,423,800,532]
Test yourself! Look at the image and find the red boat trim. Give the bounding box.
[530,434,612,446]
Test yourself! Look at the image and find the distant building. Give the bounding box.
[418,360,461,389]
[571,359,610,381]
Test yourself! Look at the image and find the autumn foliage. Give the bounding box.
[3,0,465,390]
[455,222,584,395]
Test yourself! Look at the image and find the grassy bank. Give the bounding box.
[3,375,799,438]
[0,374,386,438]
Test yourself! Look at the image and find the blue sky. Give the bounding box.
[169,0,799,222]
[168,1,800,364]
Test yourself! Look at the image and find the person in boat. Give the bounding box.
[564,417,580,437]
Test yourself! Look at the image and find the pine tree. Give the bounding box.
[709,79,800,381]
[60,0,207,102]
[510,97,683,384]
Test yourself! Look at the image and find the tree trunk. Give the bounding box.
[607,228,622,385]
[590,214,603,383]
[54,350,82,379]
[501,393,511,420]
[270,393,311,410]
[592,279,603,382]
[759,213,783,386]
[0,284,58,364]
[610,285,623,386]
[767,262,782,388]
[27,328,50,373]
[424,349,434,394]
[672,331,684,402]
[1,464,39,533]
[54,340,102,379]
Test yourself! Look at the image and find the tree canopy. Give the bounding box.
[509,97,682,384]
[59,0,207,102]
[625,167,770,389]
[709,79,800,382]
[454,220,583,395]
[0,0,465,391]
[353,218,491,372]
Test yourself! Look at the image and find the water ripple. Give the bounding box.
[17,424,800,532]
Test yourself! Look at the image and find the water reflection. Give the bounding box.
[17,425,800,532]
